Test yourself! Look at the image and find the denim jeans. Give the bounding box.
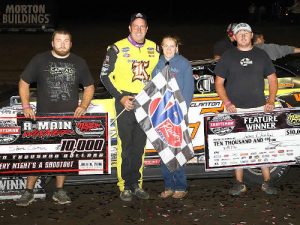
[160,162,187,191]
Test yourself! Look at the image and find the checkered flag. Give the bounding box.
[134,66,194,172]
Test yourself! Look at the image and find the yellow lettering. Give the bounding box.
[294,94,300,102]
[189,122,200,139]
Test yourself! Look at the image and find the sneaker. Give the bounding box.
[158,189,174,199]
[133,186,150,200]
[229,181,247,196]
[52,189,71,204]
[120,190,133,202]
[261,181,278,195]
[16,190,34,207]
[172,191,188,199]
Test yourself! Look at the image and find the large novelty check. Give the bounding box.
[0,112,110,176]
[204,108,300,171]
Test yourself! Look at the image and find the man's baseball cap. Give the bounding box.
[226,23,237,37]
[233,23,252,35]
[130,12,147,24]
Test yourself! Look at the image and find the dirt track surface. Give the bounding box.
[0,167,299,225]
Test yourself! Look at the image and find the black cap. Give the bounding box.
[130,12,147,24]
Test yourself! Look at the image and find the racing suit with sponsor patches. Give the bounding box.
[100,36,159,191]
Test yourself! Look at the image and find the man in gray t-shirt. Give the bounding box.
[253,32,300,60]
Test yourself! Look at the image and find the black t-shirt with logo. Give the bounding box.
[21,51,94,113]
[214,47,276,108]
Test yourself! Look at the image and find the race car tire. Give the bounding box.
[243,165,290,186]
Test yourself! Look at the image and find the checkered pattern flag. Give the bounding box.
[134,65,194,172]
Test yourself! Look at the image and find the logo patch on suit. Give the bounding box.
[132,61,149,82]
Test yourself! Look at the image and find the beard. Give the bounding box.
[53,47,70,57]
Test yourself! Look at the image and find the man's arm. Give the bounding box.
[294,47,300,54]
[100,45,134,111]
[19,79,35,120]
[259,43,296,60]
[100,46,124,101]
[265,73,278,112]
[215,76,236,113]
[214,55,221,60]
[74,84,95,117]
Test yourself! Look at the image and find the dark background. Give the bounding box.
[0,0,299,84]
[54,0,295,24]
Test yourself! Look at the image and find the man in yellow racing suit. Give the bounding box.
[100,13,159,201]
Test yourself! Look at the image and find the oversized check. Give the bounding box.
[204,108,300,171]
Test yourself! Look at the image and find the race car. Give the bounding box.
[1,56,299,188]
[65,55,300,186]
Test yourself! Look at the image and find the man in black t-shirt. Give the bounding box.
[17,29,95,207]
[214,23,279,196]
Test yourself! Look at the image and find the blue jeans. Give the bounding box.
[160,162,187,191]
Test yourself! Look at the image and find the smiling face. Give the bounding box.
[51,33,72,57]
[129,18,148,43]
[161,37,178,61]
[234,30,253,50]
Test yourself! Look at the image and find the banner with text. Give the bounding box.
[204,108,300,171]
[0,0,56,32]
[0,176,46,200]
[0,112,110,175]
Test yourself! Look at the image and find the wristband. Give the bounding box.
[224,101,232,107]
[22,104,31,110]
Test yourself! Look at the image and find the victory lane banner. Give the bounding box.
[204,108,300,171]
[0,112,111,175]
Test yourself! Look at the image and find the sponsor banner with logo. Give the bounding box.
[0,0,56,32]
[0,112,110,176]
[0,176,46,200]
[204,108,300,171]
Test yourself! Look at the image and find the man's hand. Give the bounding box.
[74,106,87,118]
[120,96,135,111]
[23,108,35,120]
[264,101,275,112]
[225,102,237,113]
